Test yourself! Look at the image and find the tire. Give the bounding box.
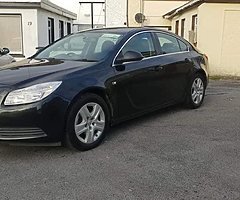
[64,93,110,151]
[185,73,206,109]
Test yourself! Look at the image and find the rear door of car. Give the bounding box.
[152,31,193,103]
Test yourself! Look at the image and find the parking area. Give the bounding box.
[0,80,240,200]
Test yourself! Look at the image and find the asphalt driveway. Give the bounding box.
[0,80,240,200]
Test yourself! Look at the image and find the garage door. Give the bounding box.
[221,10,240,75]
[0,14,23,54]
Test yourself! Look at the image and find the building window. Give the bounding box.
[175,20,179,35]
[48,18,54,44]
[181,18,185,38]
[0,14,23,54]
[59,20,64,38]
[67,23,71,35]
[192,15,198,32]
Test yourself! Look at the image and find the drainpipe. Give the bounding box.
[140,0,144,27]
[104,0,106,27]
[126,0,129,27]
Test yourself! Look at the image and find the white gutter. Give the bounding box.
[41,0,77,19]
[0,0,77,19]
[164,0,202,19]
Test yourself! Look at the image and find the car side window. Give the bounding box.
[121,32,157,58]
[156,33,181,54]
[178,40,188,51]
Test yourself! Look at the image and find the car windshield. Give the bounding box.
[35,32,123,62]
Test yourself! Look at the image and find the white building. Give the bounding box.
[49,0,127,31]
[0,0,77,59]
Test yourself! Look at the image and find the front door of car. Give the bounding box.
[112,32,166,120]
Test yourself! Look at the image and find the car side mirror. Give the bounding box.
[0,48,10,55]
[115,51,144,65]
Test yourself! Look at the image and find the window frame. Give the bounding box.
[48,17,55,44]
[154,31,190,55]
[181,18,186,38]
[113,31,157,66]
[67,22,71,35]
[192,15,198,31]
[59,20,64,38]
[175,20,179,35]
[112,31,191,67]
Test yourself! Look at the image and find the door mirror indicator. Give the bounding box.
[115,51,144,65]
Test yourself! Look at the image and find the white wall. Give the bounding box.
[0,8,38,58]
[171,8,198,40]
[37,9,73,49]
[105,0,127,27]
[170,3,240,76]
[143,0,187,27]
[128,0,187,27]
[198,3,240,76]
[0,7,73,58]
[49,0,127,29]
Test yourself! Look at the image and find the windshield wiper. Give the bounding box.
[76,59,98,62]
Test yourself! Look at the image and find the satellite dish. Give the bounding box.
[135,13,145,23]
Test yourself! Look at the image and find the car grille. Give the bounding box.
[0,127,47,140]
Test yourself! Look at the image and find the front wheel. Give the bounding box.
[65,94,110,151]
[185,74,206,109]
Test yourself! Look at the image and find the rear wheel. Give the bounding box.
[186,74,206,109]
[65,93,110,151]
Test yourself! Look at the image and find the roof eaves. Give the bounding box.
[163,0,203,19]
[0,1,40,8]
[41,0,77,20]
[0,0,77,20]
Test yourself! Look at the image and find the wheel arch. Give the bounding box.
[195,69,208,87]
[63,86,114,135]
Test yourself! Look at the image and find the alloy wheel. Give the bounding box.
[191,77,204,105]
[74,102,105,144]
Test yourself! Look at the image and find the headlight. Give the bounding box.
[4,81,62,106]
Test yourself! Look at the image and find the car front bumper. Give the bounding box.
[0,93,70,142]
[0,127,47,140]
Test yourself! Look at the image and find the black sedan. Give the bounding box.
[0,28,208,150]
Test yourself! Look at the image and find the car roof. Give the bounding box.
[78,27,172,35]
[74,27,191,46]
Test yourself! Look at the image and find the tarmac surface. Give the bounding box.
[0,80,240,200]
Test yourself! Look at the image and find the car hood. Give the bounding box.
[0,58,96,86]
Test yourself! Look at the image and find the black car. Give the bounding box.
[0,28,208,150]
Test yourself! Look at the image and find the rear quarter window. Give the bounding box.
[178,40,188,51]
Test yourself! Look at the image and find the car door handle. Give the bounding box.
[156,66,164,71]
[148,65,164,72]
